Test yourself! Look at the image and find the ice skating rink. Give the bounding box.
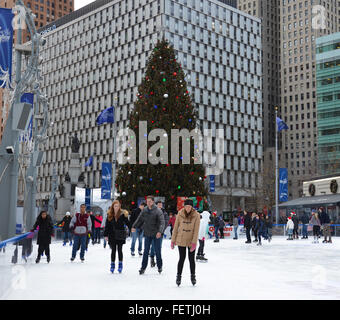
[1,236,340,300]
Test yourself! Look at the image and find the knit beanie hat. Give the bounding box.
[184,199,193,207]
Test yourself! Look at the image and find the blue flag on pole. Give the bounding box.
[279,168,288,202]
[85,188,91,210]
[20,93,34,140]
[85,156,93,167]
[101,162,112,200]
[96,106,115,125]
[0,8,14,88]
[276,117,288,132]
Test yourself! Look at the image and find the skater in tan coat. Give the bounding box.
[171,199,200,287]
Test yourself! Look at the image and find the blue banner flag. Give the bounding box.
[101,162,112,199]
[276,117,288,132]
[85,188,91,210]
[0,8,14,88]
[96,106,115,125]
[279,168,288,202]
[20,93,34,140]
[85,156,93,167]
[209,175,215,192]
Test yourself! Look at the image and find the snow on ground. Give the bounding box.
[1,235,340,300]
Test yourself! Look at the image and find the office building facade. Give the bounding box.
[37,0,263,212]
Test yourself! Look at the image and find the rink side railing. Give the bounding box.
[2,224,340,264]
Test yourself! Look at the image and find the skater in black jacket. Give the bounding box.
[57,212,73,246]
[104,200,129,273]
[31,211,54,263]
[244,211,252,243]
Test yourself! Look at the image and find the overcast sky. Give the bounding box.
[75,0,95,10]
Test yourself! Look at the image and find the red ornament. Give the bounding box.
[176,96,179,99]
[173,72,177,76]
[156,190,159,194]
[131,201,135,205]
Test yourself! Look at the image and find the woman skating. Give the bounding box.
[104,200,129,273]
[171,199,200,286]
[31,211,54,263]
[309,210,321,243]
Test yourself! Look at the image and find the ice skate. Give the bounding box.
[176,274,181,287]
[191,274,197,286]
[110,262,115,273]
[139,268,145,275]
[150,257,156,268]
[118,261,123,273]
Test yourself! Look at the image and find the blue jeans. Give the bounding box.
[150,237,163,257]
[72,235,87,259]
[214,227,219,239]
[94,228,101,242]
[141,236,162,270]
[234,226,238,239]
[63,231,73,242]
[302,224,308,238]
[131,228,144,253]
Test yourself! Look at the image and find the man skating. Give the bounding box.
[131,196,165,274]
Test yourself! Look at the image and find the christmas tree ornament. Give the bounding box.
[163,93,168,98]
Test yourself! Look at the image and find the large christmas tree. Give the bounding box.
[115,39,208,211]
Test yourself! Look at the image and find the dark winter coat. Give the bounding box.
[254,218,265,235]
[292,215,299,228]
[32,214,54,245]
[319,211,330,224]
[132,204,165,237]
[58,216,72,232]
[210,216,219,227]
[244,214,252,228]
[129,207,142,229]
[104,210,129,246]
[300,214,310,224]
[264,218,273,229]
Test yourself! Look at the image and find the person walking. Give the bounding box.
[264,215,273,242]
[93,212,103,244]
[31,211,54,263]
[251,212,258,242]
[130,202,146,256]
[291,212,299,239]
[309,210,321,243]
[232,214,239,240]
[218,216,225,239]
[197,210,210,262]
[211,212,220,242]
[70,204,92,262]
[104,200,129,273]
[286,216,294,240]
[88,211,102,245]
[255,214,265,246]
[319,207,332,243]
[171,199,200,286]
[57,211,73,246]
[150,201,169,268]
[300,211,310,239]
[131,195,165,275]
[244,211,252,243]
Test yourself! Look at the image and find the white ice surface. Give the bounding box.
[2,236,340,300]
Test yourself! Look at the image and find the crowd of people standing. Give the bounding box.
[29,200,335,287]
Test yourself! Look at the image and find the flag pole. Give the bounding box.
[275,106,279,225]
[111,108,117,201]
